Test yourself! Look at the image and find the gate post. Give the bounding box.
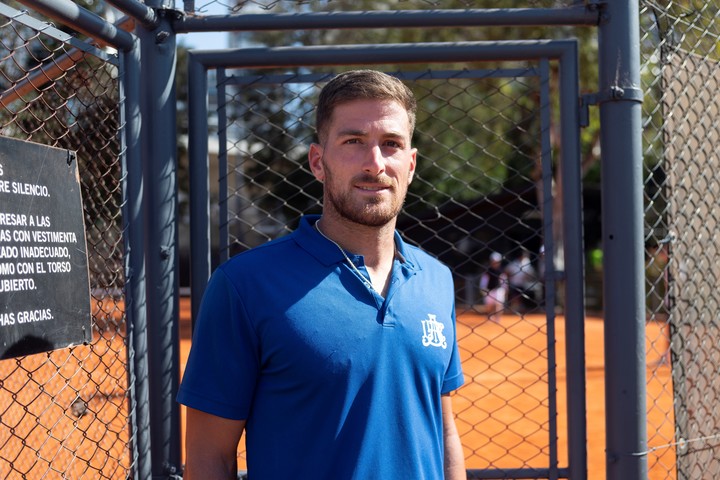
[137,2,182,478]
[121,40,153,480]
[597,1,648,479]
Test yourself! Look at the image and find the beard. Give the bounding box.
[322,164,407,228]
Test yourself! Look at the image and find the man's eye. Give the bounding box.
[384,141,401,148]
[345,138,361,144]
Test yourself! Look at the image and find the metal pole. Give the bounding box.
[17,0,134,51]
[137,3,182,477]
[189,40,581,68]
[217,68,230,265]
[187,54,211,326]
[538,61,560,476]
[120,39,153,480]
[175,6,599,33]
[557,41,588,480]
[597,2,648,479]
[104,0,158,29]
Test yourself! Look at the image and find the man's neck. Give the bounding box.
[316,216,397,295]
[316,216,396,265]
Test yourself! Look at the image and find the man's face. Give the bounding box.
[308,99,417,227]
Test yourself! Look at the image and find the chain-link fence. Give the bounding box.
[0,4,130,478]
[641,2,720,479]
[0,0,717,478]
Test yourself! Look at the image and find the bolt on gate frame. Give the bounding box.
[7,1,646,479]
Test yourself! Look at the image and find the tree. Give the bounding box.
[212,0,602,272]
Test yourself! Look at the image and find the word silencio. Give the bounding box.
[0,136,91,359]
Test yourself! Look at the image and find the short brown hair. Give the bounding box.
[315,70,417,143]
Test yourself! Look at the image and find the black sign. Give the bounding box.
[0,136,92,359]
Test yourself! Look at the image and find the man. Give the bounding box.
[178,70,466,479]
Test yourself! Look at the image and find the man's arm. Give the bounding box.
[442,394,467,480]
[184,407,246,480]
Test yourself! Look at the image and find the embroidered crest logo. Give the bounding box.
[421,314,447,349]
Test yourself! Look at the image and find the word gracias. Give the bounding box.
[0,308,53,327]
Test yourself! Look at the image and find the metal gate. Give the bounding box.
[186,40,587,479]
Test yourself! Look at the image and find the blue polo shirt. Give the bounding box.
[178,215,464,479]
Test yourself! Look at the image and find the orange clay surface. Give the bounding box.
[0,297,673,478]
[178,298,676,479]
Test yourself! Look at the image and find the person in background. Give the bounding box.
[480,252,507,322]
[178,70,466,480]
[505,250,538,313]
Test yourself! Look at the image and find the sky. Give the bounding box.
[177,3,230,50]
[180,30,229,50]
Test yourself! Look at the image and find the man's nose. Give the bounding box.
[363,144,386,175]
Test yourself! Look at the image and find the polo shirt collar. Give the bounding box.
[293,214,420,273]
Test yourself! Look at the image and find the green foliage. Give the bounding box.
[648,0,720,61]
[215,0,602,219]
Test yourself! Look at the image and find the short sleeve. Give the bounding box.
[176,268,260,420]
[442,300,465,395]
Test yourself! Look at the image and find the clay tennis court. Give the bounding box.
[0,296,675,478]
[178,299,676,479]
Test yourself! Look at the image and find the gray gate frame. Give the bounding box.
[186,40,585,480]
[13,1,648,479]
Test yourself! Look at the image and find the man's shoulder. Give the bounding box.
[220,233,300,270]
[401,241,451,274]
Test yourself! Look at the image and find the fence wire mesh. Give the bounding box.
[0,0,716,478]
[208,63,562,473]
[0,5,130,479]
[641,2,720,479]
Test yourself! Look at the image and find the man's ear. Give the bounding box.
[308,143,325,182]
[408,147,417,185]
